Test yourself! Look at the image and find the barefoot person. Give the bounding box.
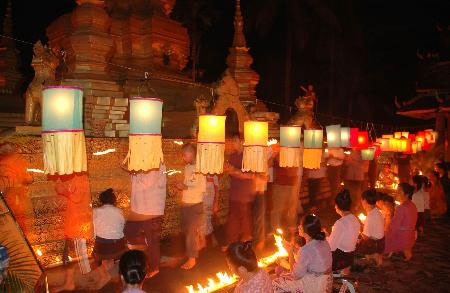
[176,143,206,269]
[124,163,167,278]
[273,214,332,293]
[385,183,418,261]
[225,241,272,293]
[93,188,126,283]
[119,250,148,293]
[328,189,360,273]
[356,189,385,266]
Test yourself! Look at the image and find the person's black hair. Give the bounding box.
[399,182,414,198]
[301,214,326,241]
[119,250,147,285]
[99,188,116,206]
[182,142,197,154]
[435,162,448,174]
[225,241,257,272]
[377,192,395,205]
[362,189,378,206]
[412,175,423,191]
[422,176,430,188]
[335,189,352,212]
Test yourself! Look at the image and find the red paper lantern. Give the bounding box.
[355,131,369,149]
[350,128,359,148]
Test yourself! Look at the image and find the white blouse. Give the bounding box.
[362,208,384,240]
[328,214,360,252]
[182,164,206,204]
[93,205,125,239]
[412,190,425,212]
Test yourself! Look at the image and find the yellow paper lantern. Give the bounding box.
[124,97,163,171]
[402,132,409,138]
[243,121,268,172]
[41,86,87,175]
[196,115,226,174]
[303,149,322,169]
[394,132,402,139]
[279,126,302,167]
[382,134,393,139]
[379,138,390,152]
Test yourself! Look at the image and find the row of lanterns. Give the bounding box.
[40,87,436,177]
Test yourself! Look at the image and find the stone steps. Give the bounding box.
[0,112,25,127]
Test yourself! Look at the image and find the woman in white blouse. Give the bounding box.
[273,214,333,293]
[327,189,360,273]
[93,188,126,283]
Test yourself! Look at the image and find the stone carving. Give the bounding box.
[211,69,249,134]
[288,84,318,129]
[190,95,211,138]
[24,42,59,125]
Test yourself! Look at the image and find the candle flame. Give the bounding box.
[164,169,182,176]
[358,213,367,222]
[324,148,329,153]
[186,229,288,292]
[27,168,45,173]
[174,140,184,145]
[36,249,43,256]
[340,182,344,186]
[93,148,116,156]
[418,171,423,175]
[395,201,400,205]
[344,151,351,155]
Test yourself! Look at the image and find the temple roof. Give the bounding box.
[396,88,450,119]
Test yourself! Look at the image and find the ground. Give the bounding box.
[49,209,450,293]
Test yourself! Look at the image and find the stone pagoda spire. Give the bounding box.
[0,0,23,112]
[226,0,259,105]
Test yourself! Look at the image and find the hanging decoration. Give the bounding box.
[196,115,226,174]
[326,124,341,148]
[242,121,268,172]
[42,86,87,175]
[350,128,359,147]
[361,147,376,160]
[356,131,369,150]
[279,126,302,167]
[124,97,163,171]
[303,129,323,169]
[340,127,350,147]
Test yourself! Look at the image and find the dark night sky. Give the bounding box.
[1,0,449,128]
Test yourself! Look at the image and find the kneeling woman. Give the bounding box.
[328,190,360,272]
[226,241,272,293]
[273,214,332,293]
[93,189,127,281]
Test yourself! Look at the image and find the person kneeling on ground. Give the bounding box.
[273,214,333,293]
[226,241,272,293]
[327,189,360,273]
[356,189,385,266]
[93,188,127,283]
[119,250,148,293]
[384,183,417,261]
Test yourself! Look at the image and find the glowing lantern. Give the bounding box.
[243,121,268,172]
[394,132,402,139]
[326,125,341,148]
[379,138,390,152]
[361,147,375,160]
[340,127,350,147]
[42,86,86,175]
[374,144,382,158]
[354,131,369,149]
[303,129,323,169]
[411,142,418,154]
[416,132,429,151]
[398,138,410,153]
[382,134,393,139]
[124,97,163,171]
[196,115,226,174]
[350,128,359,147]
[402,132,409,138]
[424,129,435,144]
[279,126,302,167]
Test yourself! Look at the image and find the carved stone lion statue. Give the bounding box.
[24,42,59,125]
[288,84,318,129]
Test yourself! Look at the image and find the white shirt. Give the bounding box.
[326,148,344,167]
[362,208,384,240]
[412,190,425,212]
[131,164,167,216]
[93,205,125,239]
[182,164,206,204]
[423,190,430,210]
[328,214,360,252]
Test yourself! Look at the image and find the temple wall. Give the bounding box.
[4,136,331,267]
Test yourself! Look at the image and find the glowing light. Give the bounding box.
[344,151,351,155]
[358,213,367,222]
[27,168,45,173]
[419,171,423,175]
[53,96,70,116]
[174,140,184,145]
[340,182,344,186]
[267,138,278,146]
[186,229,288,292]
[164,169,182,176]
[324,148,329,153]
[68,256,72,261]
[36,249,43,257]
[395,201,401,206]
[93,148,116,156]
